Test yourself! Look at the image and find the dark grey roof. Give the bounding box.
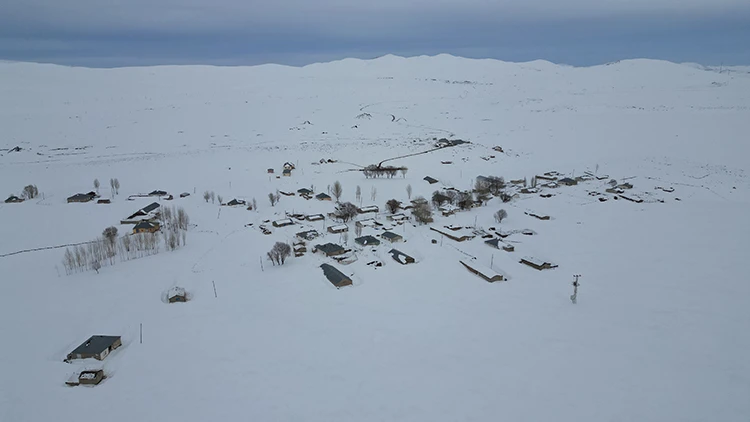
[70,335,121,356]
[389,248,414,264]
[315,243,345,254]
[296,230,319,239]
[355,235,380,246]
[227,199,245,205]
[559,177,576,183]
[320,264,351,287]
[134,221,157,230]
[68,193,95,201]
[316,193,331,199]
[149,190,167,196]
[485,238,500,248]
[141,202,160,213]
[297,188,313,194]
[424,176,439,183]
[381,231,402,240]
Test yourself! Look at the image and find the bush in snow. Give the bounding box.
[494,209,508,223]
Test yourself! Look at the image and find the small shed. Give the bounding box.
[320,264,353,288]
[356,218,382,229]
[298,188,313,196]
[357,205,379,214]
[97,199,111,204]
[149,190,168,197]
[226,199,246,206]
[327,224,348,234]
[389,249,415,265]
[66,336,122,361]
[272,218,295,227]
[520,256,558,270]
[78,370,105,385]
[424,176,439,184]
[267,168,274,174]
[355,235,380,246]
[306,214,325,221]
[316,193,332,201]
[381,231,403,243]
[133,221,160,234]
[460,260,505,282]
[558,177,578,186]
[168,287,187,303]
[525,211,551,220]
[180,192,191,198]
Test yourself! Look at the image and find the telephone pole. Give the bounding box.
[571,274,581,304]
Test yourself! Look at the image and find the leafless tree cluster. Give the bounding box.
[267,242,292,265]
[203,191,211,202]
[268,191,280,206]
[362,165,407,179]
[334,202,359,222]
[475,176,506,195]
[355,185,361,203]
[370,186,377,201]
[93,178,100,193]
[62,232,160,275]
[411,196,433,224]
[385,199,401,214]
[161,206,190,231]
[494,209,508,223]
[217,194,224,205]
[109,178,120,195]
[22,184,39,200]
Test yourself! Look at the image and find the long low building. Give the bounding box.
[460,260,506,282]
[320,264,353,288]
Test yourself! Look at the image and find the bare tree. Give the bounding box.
[355,185,361,203]
[22,184,39,200]
[400,167,408,178]
[102,226,118,251]
[114,178,120,195]
[386,199,401,214]
[210,191,215,204]
[411,196,433,224]
[531,176,537,188]
[203,191,210,202]
[370,186,377,201]
[432,191,450,208]
[252,198,257,212]
[406,184,412,200]
[267,242,292,265]
[355,223,363,237]
[176,207,190,230]
[332,181,343,202]
[93,179,100,194]
[494,209,508,223]
[334,202,359,222]
[110,178,115,195]
[217,194,223,205]
[268,192,278,206]
[91,259,101,274]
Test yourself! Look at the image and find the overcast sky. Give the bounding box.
[2,0,749,67]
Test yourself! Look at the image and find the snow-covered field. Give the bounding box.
[1,55,749,422]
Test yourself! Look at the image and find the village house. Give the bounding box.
[423,176,439,184]
[66,335,122,361]
[272,218,295,228]
[283,162,296,170]
[460,260,505,282]
[316,193,332,201]
[357,205,379,214]
[296,230,319,241]
[617,182,634,190]
[133,221,160,234]
[314,243,346,257]
[619,193,644,203]
[168,287,187,303]
[381,231,403,243]
[327,224,348,234]
[520,187,540,194]
[389,249,415,265]
[282,169,292,177]
[297,188,313,196]
[355,218,383,229]
[439,203,460,216]
[5,195,24,203]
[67,192,98,203]
[355,235,380,247]
[279,191,295,197]
[121,202,160,224]
[226,199,246,206]
[78,370,105,385]
[320,264,353,288]
[149,190,168,197]
[485,238,514,252]
[180,192,190,198]
[520,256,558,270]
[387,213,408,222]
[430,226,475,242]
[536,174,557,181]
[558,177,578,186]
[306,214,325,222]
[492,146,504,152]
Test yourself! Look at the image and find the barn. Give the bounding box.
[66,335,122,361]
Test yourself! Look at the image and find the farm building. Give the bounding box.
[520,187,540,194]
[320,264,353,288]
[316,193,332,201]
[389,249,415,265]
[296,230,319,241]
[267,168,274,174]
[226,199,246,206]
[520,256,558,271]
[282,169,292,177]
[430,227,475,242]
[314,243,346,257]
[327,224,348,234]
[493,146,504,152]
[381,231,403,243]
[439,204,460,216]
[179,192,190,198]
[306,214,324,221]
[272,218,295,227]
[297,188,313,196]
[423,176,439,184]
[122,202,160,224]
[5,195,24,203]
[149,190,167,196]
[66,335,122,361]
[97,199,111,204]
[525,211,551,220]
[460,260,505,282]
[485,238,514,252]
[558,177,578,186]
[133,221,160,234]
[357,205,379,214]
[387,213,408,222]
[355,235,380,246]
[168,287,187,303]
[67,192,97,203]
[618,182,634,190]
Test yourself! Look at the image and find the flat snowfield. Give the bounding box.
[0,55,749,422]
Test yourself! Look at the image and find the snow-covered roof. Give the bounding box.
[79,371,99,380]
[389,213,407,220]
[521,256,554,267]
[273,218,294,225]
[460,260,506,281]
[358,205,379,212]
[439,204,460,212]
[356,218,379,226]
[329,224,347,231]
[168,287,186,299]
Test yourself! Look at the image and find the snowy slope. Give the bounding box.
[0,55,749,422]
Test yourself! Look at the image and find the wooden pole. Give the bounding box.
[212,280,218,298]
[140,323,142,344]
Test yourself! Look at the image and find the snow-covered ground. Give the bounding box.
[1,55,749,422]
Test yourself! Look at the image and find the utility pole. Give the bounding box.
[212,280,218,298]
[140,323,143,344]
[571,274,581,304]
